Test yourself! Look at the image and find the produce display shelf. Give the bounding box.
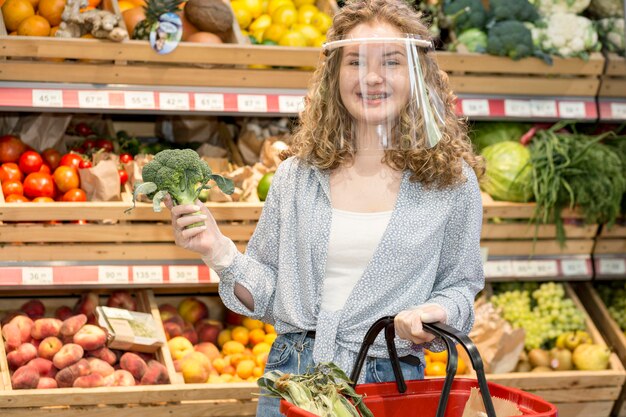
[484,255,593,282]
[599,54,626,100]
[594,255,626,280]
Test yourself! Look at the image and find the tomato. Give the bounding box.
[96,139,114,152]
[59,153,84,170]
[5,194,29,203]
[2,180,23,196]
[82,139,97,150]
[79,159,92,169]
[119,153,133,164]
[32,196,55,203]
[18,151,43,174]
[61,188,87,202]
[0,163,23,182]
[75,123,94,137]
[23,172,55,198]
[53,166,80,193]
[39,164,51,175]
[42,148,62,170]
[0,135,26,163]
[118,169,129,186]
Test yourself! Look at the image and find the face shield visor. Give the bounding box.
[323,35,445,151]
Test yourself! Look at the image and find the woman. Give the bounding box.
[168,0,484,415]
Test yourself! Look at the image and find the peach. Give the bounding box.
[7,343,38,370]
[194,342,220,362]
[181,356,209,383]
[106,291,136,311]
[31,318,62,340]
[2,322,22,351]
[181,324,198,345]
[167,336,194,361]
[1,310,25,326]
[52,343,84,369]
[163,321,183,340]
[119,352,147,380]
[21,300,45,319]
[73,292,99,317]
[60,314,87,337]
[74,373,106,388]
[55,306,73,321]
[159,303,178,317]
[140,360,169,385]
[164,314,185,328]
[9,315,34,343]
[86,346,117,366]
[87,357,114,377]
[55,358,90,388]
[109,369,136,386]
[28,358,57,378]
[73,324,107,351]
[37,377,58,389]
[178,297,209,324]
[195,320,223,345]
[12,365,40,389]
[38,336,63,360]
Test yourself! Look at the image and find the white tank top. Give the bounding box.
[321,208,393,312]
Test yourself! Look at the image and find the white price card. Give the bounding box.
[561,259,589,276]
[98,266,129,284]
[558,101,586,119]
[461,99,490,117]
[169,266,199,283]
[132,266,163,284]
[512,260,536,277]
[22,267,54,286]
[32,89,63,108]
[530,100,558,118]
[278,95,305,114]
[504,99,531,117]
[532,260,559,277]
[237,95,267,112]
[484,261,513,278]
[78,91,110,109]
[159,93,190,111]
[124,91,156,110]
[194,93,225,111]
[598,258,626,276]
[610,102,626,120]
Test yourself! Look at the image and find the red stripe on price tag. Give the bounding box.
[224,94,238,112]
[0,268,23,285]
[0,88,33,107]
[266,95,280,113]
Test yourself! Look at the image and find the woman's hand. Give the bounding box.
[394,304,448,345]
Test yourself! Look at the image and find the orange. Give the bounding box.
[219,373,234,382]
[222,340,245,355]
[253,366,264,378]
[24,0,38,9]
[217,329,232,348]
[37,0,66,26]
[177,10,198,41]
[264,323,276,334]
[17,15,50,36]
[236,359,256,379]
[252,342,271,356]
[249,328,266,346]
[231,326,250,345]
[229,352,246,368]
[221,364,236,376]
[186,32,223,44]
[264,333,277,344]
[428,349,448,363]
[2,0,35,32]
[87,0,100,7]
[256,351,268,368]
[212,357,229,374]
[116,0,134,11]
[49,25,58,36]
[425,361,446,377]
[456,357,467,375]
[242,317,265,331]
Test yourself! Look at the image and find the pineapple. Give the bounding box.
[132,0,183,40]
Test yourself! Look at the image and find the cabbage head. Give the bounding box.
[470,122,530,152]
[481,141,533,202]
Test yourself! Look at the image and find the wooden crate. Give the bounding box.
[595,222,626,255]
[599,54,626,98]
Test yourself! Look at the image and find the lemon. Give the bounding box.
[252,28,266,42]
[239,0,263,18]
[311,11,332,34]
[231,1,253,29]
[240,29,250,37]
[249,13,272,32]
[263,23,288,43]
[293,23,320,46]
[267,0,293,15]
[261,0,268,12]
[312,34,326,47]
[293,0,314,6]
[257,172,275,201]
[278,30,308,47]
[297,4,318,24]
[272,5,297,27]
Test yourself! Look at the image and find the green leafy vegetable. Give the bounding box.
[470,122,530,152]
[481,141,533,202]
[443,0,487,32]
[489,0,539,23]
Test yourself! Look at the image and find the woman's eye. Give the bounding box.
[384,60,400,66]
[349,60,364,66]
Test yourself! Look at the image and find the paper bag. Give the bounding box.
[462,387,522,417]
[78,160,121,202]
[2,113,72,151]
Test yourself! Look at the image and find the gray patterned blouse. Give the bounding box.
[217,156,484,381]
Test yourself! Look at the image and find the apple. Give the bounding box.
[177,298,209,324]
[195,319,223,345]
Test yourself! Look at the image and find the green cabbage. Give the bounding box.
[450,29,488,53]
[481,141,533,202]
[470,122,530,152]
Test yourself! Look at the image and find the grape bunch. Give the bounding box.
[596,282,626,330]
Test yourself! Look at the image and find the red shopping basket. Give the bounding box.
[280,317,557,417]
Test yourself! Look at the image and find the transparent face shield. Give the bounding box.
[323,35,446,151]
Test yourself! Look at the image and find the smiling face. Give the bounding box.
[338,22,412,132]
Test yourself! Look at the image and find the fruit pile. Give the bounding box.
[1,291,169,389]
[159,297,276,384]
[424,347,468,377]
[1,0,69,36]
[596,281,626,335]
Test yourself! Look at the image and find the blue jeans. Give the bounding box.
[256,332,424,417]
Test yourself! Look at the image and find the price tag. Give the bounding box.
[169,266,199,283]
[132,266,163,284]
[512,261,536,277]
[278,95,305,113]
[532,260,558,277]
[22,267,53,286]
[530,100,558,118]
[98,266,129,284]
[484,261,513,278]
[124,91,156,109]
[194,93,225,111]
[598,258,626,276]
[461,99,490,117]
[78,91,110,109]
[610,102,626,120]
[32,89,63,108]
[480,246,489,265]
[561,259,589,276]
[159,93,190,111]
[504,99,531,117]
[237,95,267,113]
[558,101,586,119]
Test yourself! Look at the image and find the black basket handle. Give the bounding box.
[350,316,497,417]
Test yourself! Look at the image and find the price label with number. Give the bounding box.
[278,96,305,114]
[530,100,558,117]
[504,100,531,117]
[610,103,626,120]
[194,93,225,111]
[461,99,490,117]
[98,266,129,284]
[484,261,513,278]
[561,259,589,276]
[132,266,163,284]
[124,91,156,109]
[532,260,559,277]
[512,261,536,277]
[32,90,63,108]
[22,267,54,286]
[598,258,626,276]
[558,101,587,119]
[237,95,267,113]
[169,266,199,283]
[78,91,110,109]
[159,93,190,110]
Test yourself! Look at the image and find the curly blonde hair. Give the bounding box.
[289,0,484,188]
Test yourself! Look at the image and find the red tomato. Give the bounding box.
[42,148,62,170]
[79,159,92,169]
[75,123,94,137]
[61,188,87,202]
[23,172,55,198]
[82,139,97,150]
[5,194,29,203]
[39,164,51,175]
[2,180,23,196]
[32,196,55,203]
[96,139,114,152]
[18,151,43,174]
[119,153,133,164]
[59,153,84,170]
[0,163,23,182]
[118,169,129,185]
[0,135,26,163]
[53,166,80,193]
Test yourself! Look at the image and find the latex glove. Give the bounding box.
[394,303,448,345]
[165,195,237,271]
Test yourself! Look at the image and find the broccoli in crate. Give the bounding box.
[126,149,234,228]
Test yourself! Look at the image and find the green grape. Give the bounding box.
[597,282,626,330]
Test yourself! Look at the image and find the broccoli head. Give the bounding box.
[487,21,534,60]
[443,0,487,32]
[489,0,539,23]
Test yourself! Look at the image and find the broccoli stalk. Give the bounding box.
[125,149,234,228]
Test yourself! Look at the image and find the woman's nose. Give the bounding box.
[363,69,384,84]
